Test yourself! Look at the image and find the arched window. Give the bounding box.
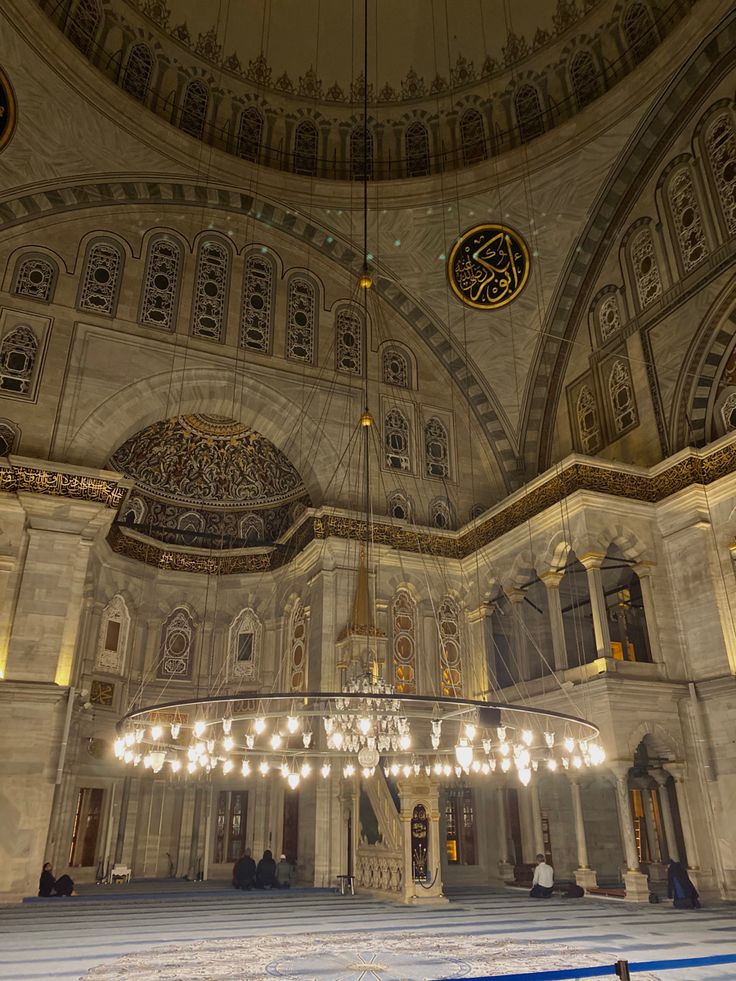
[469,503,485,520]
[95,594,130,674]
[576,385,602,453]
[392,589,417,694]
[293,120,318,176]
[191,239,229,340]
[13,255,57,302]
[228,608,262,682]
[721,391,736,432]
[569,50,600,110]
[622,2,657,63]
[240,252,274,352]
[704,112,736,237]
[382,348,410,388]
[609,359,637,434]
[180,79,208,139]
[78,240,123,316]
[460,109,486,166]
[335,306,363,374]
[384,408,411,471]
[287,601,307,691]
[387,491,411,521]
[430,498,452,529]
[424,416,450,478]
[598,294,622,341]
[438,596,463,696]
[122,43,153,101]
[630,227,662,310]
[158,607,196,680]
[405,121,430,177]
[0,419,19,456]
[239,513,265,545]
[68,0,100,56]
[515,84,545,144]
[237,106,263,162]
[351,127,373,181]
[0,325,38,395]
[140,237,182,331]
[286,276,316,364]
[668,168,708,272]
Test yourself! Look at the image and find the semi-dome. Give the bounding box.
[109,414,310,549]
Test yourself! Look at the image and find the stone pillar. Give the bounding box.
[611,765,650,901]
[633,563,663,664]
[651,769,679,862]
[642,785,667,890]
[529,784,545,857]
[396,776,447,905]
[113,776,132,864]
[540,572,567,671]
[466,602,492,697]
[579,554,612,660]
[506,587,529,681]
[569,778,598,889]
[496,785,515,881]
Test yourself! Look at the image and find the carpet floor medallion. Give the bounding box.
[83,930,659,980]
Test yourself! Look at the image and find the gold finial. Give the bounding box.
[359,264,373,290]
[360,411,374,427]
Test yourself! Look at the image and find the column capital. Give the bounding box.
[663,762,686,782]
[578,552,607,571]
[633,561,656,578]
[607,761,632,782]
[504,586,526,604]
[539,570,564,589]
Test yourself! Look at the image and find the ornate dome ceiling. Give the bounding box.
[109,415,310,550]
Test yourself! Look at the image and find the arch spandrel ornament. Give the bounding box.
[447,224,530,310]
[0,67,17,154]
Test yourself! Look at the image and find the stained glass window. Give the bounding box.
[237,106,263,162]
[622,2,657,64]
[240,253,274,352]
[630,227,662,310]
[430,498,452,529]
[382,348,410,388]
[384,408,411,471]
[158,607,195,680]
[95,595,130,674]
[406,121,430,177]
[286,277,316,364]
[668,167,708,272]
[14,255,56,302]
[599,295,622,341]
[0,326,37,396]
[0,419,19,456]
[569,50,600,110]
[392,589,417,694]
[351,127,373,181]
[228,608,261,682]
[180,79,208,139]
[387,491,411,521]
[335,306,363,374]
[122,43,153,101]
[705,112,736,236]
[288,602,307,691]
[515,85,545,144]
[191,239,229,340]
[576,385,602,453]
[293,120,318,176]
[609,359,637,434]
[68,0,100,56]
[425,417,450,478]
[79,241,123,316]
[140,237,182,331]
[439,596,463,696]
[460,109,486,166]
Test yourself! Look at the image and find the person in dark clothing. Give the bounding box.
[38,863,75,897]
[668,859,700,909]
[255,848,277,889]
[233,848,257,890]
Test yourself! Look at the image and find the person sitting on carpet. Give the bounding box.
[667,859,700,909]
[529,854,554,899]
[233,848,257,890]
[276,853,294,889]
[38,862,75,897]
[255,848,277,889]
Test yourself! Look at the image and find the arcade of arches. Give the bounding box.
[0,0,736,910]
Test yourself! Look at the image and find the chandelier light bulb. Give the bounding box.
[222,759,234,775]
[482,739,491,755]
[561,757,570,769]
[471,760,481,773]
[287,772,300,790]
[589,744,605,765]
[280,763,290,778]
[390,764,400,776]
[300,762,312,778]
[124,749,134,764]
[187,760,197,774]
[194,720,206,738]
[522,730,533,746]
[124,732,135,747]
[442,764,452,777]
[320,763,331,779]
[496,726,506,741]
[546,758,558,771]
[455,739,473,771]
[195,742,206,756]
[402,765,412,778]
[135,728,144,743]
[564,737,576,753]
[489,758,497,771]
[516,748,531,768]
[572,755,583,769]
[332,731,344,750]
[170,759,181,773]
[544,731,555,749]
[358,717,371,735]
[223,736,234,752]
[241,760,251,777]
[481,762,490,775]
[133,754,141,765]
[143,755,152,769]
[200,754,209,768]
[518,767,532,786]
[287,716,299,734]
[454,766,462,778]
[207,739,216,754]
[343,764,355,777]
[362,768,374,779]
[254,718,266,734]
[222,717,232,736]
[324,717,334,735]
[302,731,312,748]
[465,723,476,741]
[258,760,269,776]
[433,762,443,775]
[246,734,255,750]
[398,734,411,751]
[501,757,512,772]
[499,741,510,756]
[150,724,163,741]
[271,733,283,750]
[114,738,125,758]
[170,723,181,740]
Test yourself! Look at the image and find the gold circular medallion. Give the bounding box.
[0,67,16,154]
[448,223,530,310]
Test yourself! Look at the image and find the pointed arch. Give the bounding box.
[95,594,131,674]
[122,42,153,101]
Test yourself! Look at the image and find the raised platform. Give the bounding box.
[0,884,733,980]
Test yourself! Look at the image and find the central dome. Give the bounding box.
[109,415,310,550]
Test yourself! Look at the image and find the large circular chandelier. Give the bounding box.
[115,675,604,788]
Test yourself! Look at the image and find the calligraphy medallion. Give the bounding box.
[448,223,530,310]
[0,67,16,153]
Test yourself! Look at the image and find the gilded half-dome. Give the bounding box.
[109,414,311,549]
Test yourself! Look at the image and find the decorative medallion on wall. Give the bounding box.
[0,67,16,153]
[447,224,529,309]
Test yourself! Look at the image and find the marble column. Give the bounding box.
[611,765,650,901]
[529,784,546,857]
[579,554,612,660]
[496,785,515,881]
[396,776,447,905]
[651,769,679,862]
[506,588,529,682]
[569,778,597,889]
[540,572,568,672]
[113,776,132,864]
[633,563,663,664]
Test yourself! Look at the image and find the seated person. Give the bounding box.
[276,853,294,888]
[232,848,257,890]
[668,859,700,909]
[255,848,278,889]
[529,853,554,898]
[38,863,75,897]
